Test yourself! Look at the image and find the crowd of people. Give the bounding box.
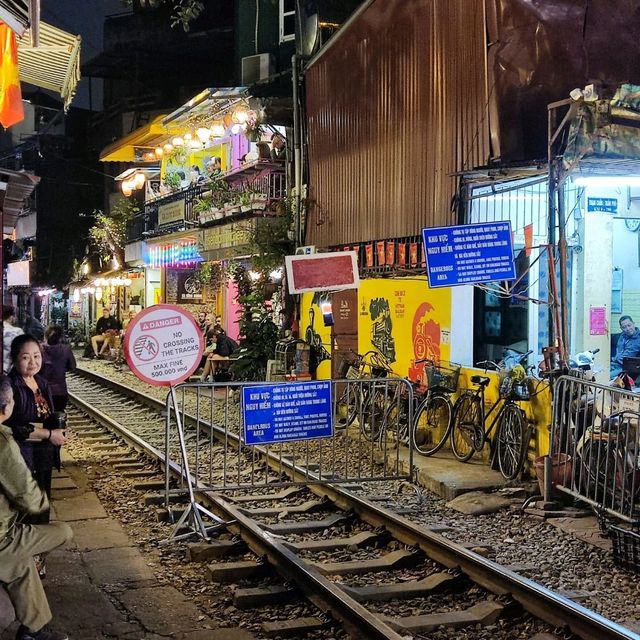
[1,306,75,639]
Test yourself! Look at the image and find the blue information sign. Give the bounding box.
[587,197,617,213]
[423,221,516,288]
[242,381,333,446]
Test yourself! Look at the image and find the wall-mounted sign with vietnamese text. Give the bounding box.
[158,199,185,226]
[423,222,516,288]
[587,197,617,214]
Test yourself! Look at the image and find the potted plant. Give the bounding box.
[164,171,182,192]
[225,191,241,216]
[194,193,215,224]
[251,189,268,211]
[239,190,253,213]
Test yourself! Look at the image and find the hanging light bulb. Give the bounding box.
[172,136,184,147]
[124,278,132,286]
[233,107,249,124]
[121,180,133,196]
[163,143,173,153]
[210,122,225,138]
[189,139,201,149]
[134,171,146,189]
[231,124,242,134]
[184,132,192,141]
[155,146,163,157]
[95,286,103,301]
[196,127,211,144]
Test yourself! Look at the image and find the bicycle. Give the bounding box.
[450,350,533,480]
[334,350,395,438]
[407,360,460,456]
[575,410,640,518]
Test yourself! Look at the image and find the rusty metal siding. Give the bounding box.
[305,0,489,248]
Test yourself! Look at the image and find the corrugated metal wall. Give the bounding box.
[305,0,490,248]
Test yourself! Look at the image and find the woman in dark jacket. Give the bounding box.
[5,335,66,517]
[42,325,76,412]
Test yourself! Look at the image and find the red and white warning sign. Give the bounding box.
[124,304,204,386]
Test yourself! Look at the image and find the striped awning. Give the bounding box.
[0,0,30,36]
[17,20,81,110]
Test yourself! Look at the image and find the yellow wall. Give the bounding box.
[300,276,553,459]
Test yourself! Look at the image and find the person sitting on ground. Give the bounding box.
[610,315,640,377]
[0,374,73,640]
[3,305,24,373]
[90,308,120,358]
[201,326,238,382]
[41,326,76,413]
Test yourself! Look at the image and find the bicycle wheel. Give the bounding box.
[495,403,528,480]
[361,387,390,442]
[412,393,452,456]
[335,384,359,429]
[451,393,481,462]
[384,395,410,447]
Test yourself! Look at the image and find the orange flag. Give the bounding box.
[0,21,23,128]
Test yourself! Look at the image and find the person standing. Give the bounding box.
[24,315,44,342]
[4,336,65,519]
[41,326,76,412]
[0,374,72,640]
[2,305,23,373]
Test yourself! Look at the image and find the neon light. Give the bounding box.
[146,240,202,268]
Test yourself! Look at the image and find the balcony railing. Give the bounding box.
[126,161,286,243]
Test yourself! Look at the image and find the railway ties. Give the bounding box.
[63,368,639,640]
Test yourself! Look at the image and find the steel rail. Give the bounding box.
[68,372,404,640]
[69,367,637,640]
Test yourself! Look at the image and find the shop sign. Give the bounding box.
[423,221,516,288]
[158,199,185,226]
[199,221,254,259]
[587,197,617,213]
[124,304,204,386]
[177,270,203,303]
[242,381,333,445]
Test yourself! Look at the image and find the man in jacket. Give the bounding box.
[611,315,640,377]
[0,375,72,640]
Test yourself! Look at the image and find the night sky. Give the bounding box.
[41,0,124,109]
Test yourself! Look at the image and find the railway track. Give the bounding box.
[66,367,638,640]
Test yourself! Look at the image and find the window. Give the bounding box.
[279,0,295,43]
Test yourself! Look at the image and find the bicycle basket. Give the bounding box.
[425,361,460,393]
[336,350,361,378]
[499,372,531,400]
[498,371,514,399]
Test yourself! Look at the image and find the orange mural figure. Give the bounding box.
[408,301,442,383]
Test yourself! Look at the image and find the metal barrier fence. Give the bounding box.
[550,375,640,524]
[164,377,414,496]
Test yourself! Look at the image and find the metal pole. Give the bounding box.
[547,108,557,351]
[161,385,227,545]
[557,179,570,361]
[292,53,302,247]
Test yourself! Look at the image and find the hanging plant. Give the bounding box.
[192,261,228,290]
[166,146,188,167]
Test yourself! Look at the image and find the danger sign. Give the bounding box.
[124,305,204,386]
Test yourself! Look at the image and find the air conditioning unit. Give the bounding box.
[241,54,275,85]
[295,245,316,255]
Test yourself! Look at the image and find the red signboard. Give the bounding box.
[285,252,360,294]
